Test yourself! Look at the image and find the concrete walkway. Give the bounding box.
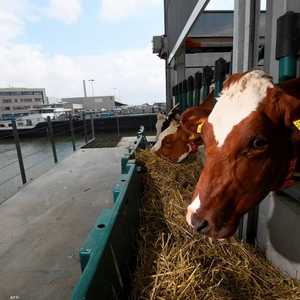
[0,147,125,300]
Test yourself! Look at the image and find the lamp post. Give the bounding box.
[89,79,95,97]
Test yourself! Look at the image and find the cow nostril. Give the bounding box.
[197,220,208,232]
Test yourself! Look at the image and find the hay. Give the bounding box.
[131,149,300,300]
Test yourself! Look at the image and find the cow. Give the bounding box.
[155,112,167,140]
[152,92,215,163]
[155,104,181,141]
[185,70,300,239]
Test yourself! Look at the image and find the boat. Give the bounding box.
[0,114,45,131]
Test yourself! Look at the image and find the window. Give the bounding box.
[14,99,18,103]
[35,98,41,102]
[33,91,43,96]
[20,98,33,103]
[21,91,34,96]
[2,99,12,103]
[13,106,27,110]
[4,107,10,110]
[0,92,11,96]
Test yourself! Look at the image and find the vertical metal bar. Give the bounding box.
[116,116,120,136]
[12,120,27,184]
[83,112,88,144]
[47,116,58,163]
[69,116,76,151]
[91,113,95,140]
[243,0,260,70]
[246,206,259,245]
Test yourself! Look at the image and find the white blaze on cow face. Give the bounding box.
[186,194,201,228]
[151,120,179,152]
[208,70,274,147]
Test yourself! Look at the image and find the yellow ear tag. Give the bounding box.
[197,122,204,134]
[293,119,300,130]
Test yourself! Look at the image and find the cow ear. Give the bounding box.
[180,108,207,141]
[267,87,300,140]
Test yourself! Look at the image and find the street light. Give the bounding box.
[89,79,95,97]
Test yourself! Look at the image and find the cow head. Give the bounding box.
[186,70,300,238]
[152,94,214,163]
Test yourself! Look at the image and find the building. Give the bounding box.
[62,96,116,112]
[153,0,300,281]
[153,7,265,109]
[0,88,47,119]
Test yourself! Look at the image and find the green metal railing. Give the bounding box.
[276,11,300,82]
[71,128,146,300]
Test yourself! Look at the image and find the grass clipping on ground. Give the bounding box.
[132,149,300,300]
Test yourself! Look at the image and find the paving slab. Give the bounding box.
[0,147,124,300]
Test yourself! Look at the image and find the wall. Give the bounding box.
[257,191,300,279]
[255,0,300,280]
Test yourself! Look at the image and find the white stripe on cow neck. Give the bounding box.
[208,70,273,147]
[177,143,192,162]
[151,120,179,152]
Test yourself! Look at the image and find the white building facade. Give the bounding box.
[62,96,115,112]
[0,88,47,119]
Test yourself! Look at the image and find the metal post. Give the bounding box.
[194,72,202,106]
[173,85,179,106]
[182,79,188,110]
[187,76,194,107]
[202,66,214,100]
[12,120,27,184]
[83,112,88,144]
[69,116,76,151]
[91,113,95,140]
[214,58,229,98]
[276,11,300,82]
[178,82,183,109]
[246,206,259,244]
[242,0,260,71]
[47,116,58,163]
[116,116,120,136]
[264,0,300,81]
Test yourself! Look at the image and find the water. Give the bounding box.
[0,134,86,204]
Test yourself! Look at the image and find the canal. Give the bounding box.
[0,134,88,204]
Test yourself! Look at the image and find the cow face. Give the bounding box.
[186,70,300,238]
[152,119,192,163]
[152,94,214,163]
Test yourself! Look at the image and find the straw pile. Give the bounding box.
[131,149,300,300]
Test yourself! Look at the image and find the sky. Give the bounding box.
[0,0,266,105]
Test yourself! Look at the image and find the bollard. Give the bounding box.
[47,116,58,163]
[202,66,214,100]
[12,120,27,184]
[69,116,76,151]
[276,11,300,82]
[182,79,188,110]
[194,72,202,106]
[187,76,194,107]
[214,58,229,98]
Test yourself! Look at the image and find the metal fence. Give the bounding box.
[0,115,95,204]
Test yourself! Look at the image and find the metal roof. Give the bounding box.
[189,11,266,38]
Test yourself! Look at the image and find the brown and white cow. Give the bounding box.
[185,70,300,238]
[152,93,214,163]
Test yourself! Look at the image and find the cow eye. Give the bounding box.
[252,137,268,149]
